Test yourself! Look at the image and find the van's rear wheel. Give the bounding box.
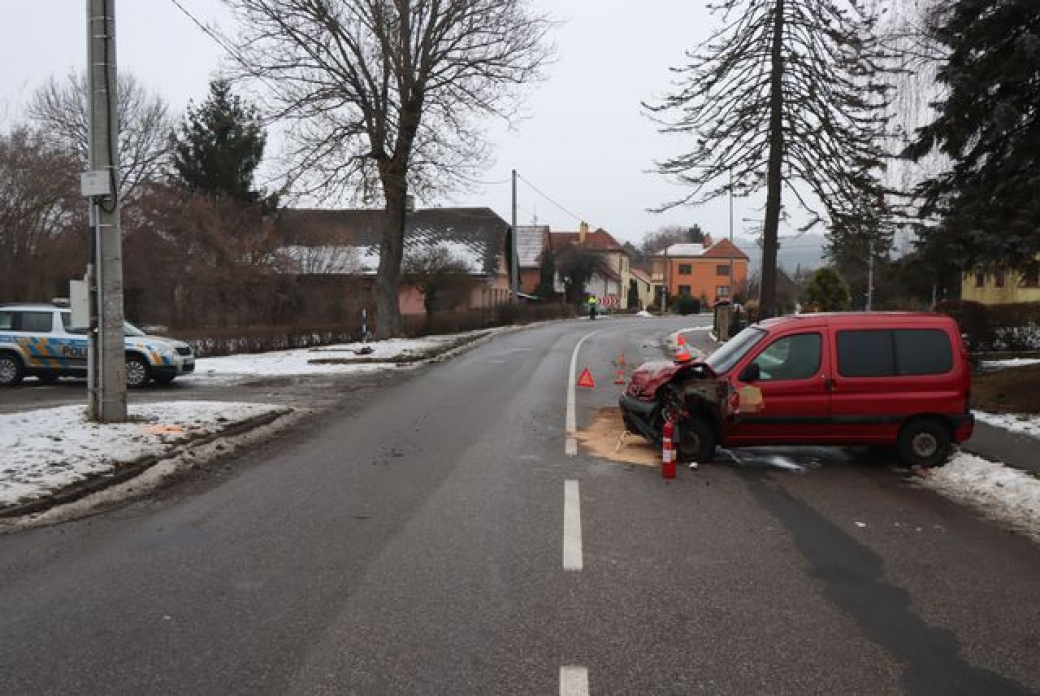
[125,354,150,388]
[677,417,717,463]
[897,418,951,468]
[0,353,24,386]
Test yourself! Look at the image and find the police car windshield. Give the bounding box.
[123,322,146,337]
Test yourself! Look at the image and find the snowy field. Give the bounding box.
[0,401,285,508]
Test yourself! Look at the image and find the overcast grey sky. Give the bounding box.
[0,1,810,250]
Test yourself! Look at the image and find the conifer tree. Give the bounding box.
[906,0,1040,271]
[172,79,266,204]
[648,0,893,317]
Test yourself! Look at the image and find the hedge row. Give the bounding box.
[172,304,578,358]
[934,300,1040,352]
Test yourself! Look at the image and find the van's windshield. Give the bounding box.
[703,326,767,374]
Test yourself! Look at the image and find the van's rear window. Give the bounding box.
[894,329,953,375]
[837,328,952,377]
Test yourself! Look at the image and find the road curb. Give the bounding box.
[0,409,291,519]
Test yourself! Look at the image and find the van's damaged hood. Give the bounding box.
[624,360,717,401]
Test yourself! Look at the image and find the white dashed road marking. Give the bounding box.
[560,665,590,696]
[563,480,583,571]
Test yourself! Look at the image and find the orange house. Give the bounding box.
[651,238,750,305]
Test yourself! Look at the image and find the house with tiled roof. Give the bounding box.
[549,223,632,308]
[515,225,551,296]
[276,207,512,315]
[651,235,750,307]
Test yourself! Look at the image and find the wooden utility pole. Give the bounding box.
[86,0,127,422]
[511,169,519,304]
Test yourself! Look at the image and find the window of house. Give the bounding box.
[678,285,691,296]
[716,286,730,298]
[995,270,1006,288]
[975,272,985,288]
[678,263,692,275]
[717,264,730,276]
[1020,264,1040,288]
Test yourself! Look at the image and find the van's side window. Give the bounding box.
[894,329,952,375]
[838,329,953,377]
[837,330,895,377]
[752,333,821,381]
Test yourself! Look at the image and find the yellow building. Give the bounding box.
[961,266,1040,305]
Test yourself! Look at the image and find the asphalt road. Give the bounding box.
[1,316,1038,695]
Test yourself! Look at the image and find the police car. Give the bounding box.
[0,303,195,387]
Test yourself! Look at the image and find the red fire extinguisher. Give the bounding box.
[662,420,677,479]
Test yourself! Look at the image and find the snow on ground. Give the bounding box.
[924,452,1040,544]
[188,335,474,379]
[975,410,1040,440]
[982,357,1040,370]
[0,401,284,508]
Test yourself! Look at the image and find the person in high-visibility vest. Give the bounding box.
[587,294,599,320]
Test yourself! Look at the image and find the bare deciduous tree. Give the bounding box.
[0,127,85,301]
[27,72,174,202]
[222,0,552,337]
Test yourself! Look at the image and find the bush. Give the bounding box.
[172,324,359,358]
[934,299,994,351]
[673,295,701,315]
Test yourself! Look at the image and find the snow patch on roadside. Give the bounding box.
[975,410,1040,440]
[982,358,1040,370]
[190,335,469,378]
[923,452,1040,543]
[0,401,284,507]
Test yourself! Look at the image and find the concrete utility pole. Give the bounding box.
[86,0,127,422]
[511,169,519,305]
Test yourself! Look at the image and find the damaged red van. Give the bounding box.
[619,313,975,468]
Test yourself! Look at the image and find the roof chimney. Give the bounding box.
[579,221,589,244]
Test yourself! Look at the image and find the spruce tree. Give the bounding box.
[172,79,266,204]
[906,0,1040,271]
[647,0,893,317]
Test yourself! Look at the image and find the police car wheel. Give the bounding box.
[125,355,150,388]
[0,353,25,387]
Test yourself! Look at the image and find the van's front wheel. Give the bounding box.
[897,418,951,468]
[677,417,717,463]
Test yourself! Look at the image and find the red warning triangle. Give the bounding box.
[577,367,595,388]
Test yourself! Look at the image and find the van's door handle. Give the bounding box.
[823,376,835,392]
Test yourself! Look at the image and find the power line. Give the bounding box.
[516,174,587,226]
[167,0,282,95]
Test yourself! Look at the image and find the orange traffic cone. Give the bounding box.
[674,334,692,363]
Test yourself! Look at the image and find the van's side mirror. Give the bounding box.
[739,362,761,382]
